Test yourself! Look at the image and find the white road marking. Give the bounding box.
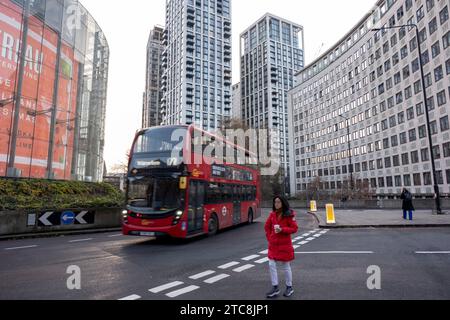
[313,234,322,238]
[242,254,260,261]
[293,245,300,249]
[302,233,311,237]
[166,285,200,298]
[149,281,184,293]
[218,261,240,269]
[118,294,141,300]
[259,250,269,254]
[295,251,374,254]
[108,234,123,238]
[415,251,450,254]
[306,237,315,241]
[293,237,303,241]
[204,274,230,284]
[299,241,310,245]
[255,257,270,264]
[189,270,216,280]
[233,264,255,273]
[68,238,93,243]
[4,245,38,251]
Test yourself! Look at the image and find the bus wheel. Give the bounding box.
[208,214,219,236]
[247,209,254,224]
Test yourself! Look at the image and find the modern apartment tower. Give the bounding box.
[162,0,232,131]
[143,26,165,129]
[240,13,304,193]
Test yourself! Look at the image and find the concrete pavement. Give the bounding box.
[308,208,450,229]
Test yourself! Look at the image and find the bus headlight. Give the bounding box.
[176,210,183,217]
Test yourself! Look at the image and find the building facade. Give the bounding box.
[289,0,450,197]
[0,0,109,182]
[240,13,304,192]
[161,0,232,131]
[232,82,241,119]
[143,26,165,129]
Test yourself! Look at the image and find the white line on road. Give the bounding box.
[189,270,216,280]
[149,281,184,293]
[293,245,300,249]
[306,237,315,241]
[302,233,311,237]
[166,285,200,298]
[313,234,322,238]
[255,257,270,264]
[4,245,38,251]
[415,251,450,254]
[68,238,93,243]
[218,261,240,269]
[242,254,260,261]
[204,274,230,284]
[233,264,255,273]
[259,250,269,255]
[108,234,123,238]
[295,251,374,254]
[299,241,310,245]
[118,294,141,300]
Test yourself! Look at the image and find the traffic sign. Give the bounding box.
[61,211,75,225]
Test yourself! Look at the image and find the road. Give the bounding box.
[0,209,449,300]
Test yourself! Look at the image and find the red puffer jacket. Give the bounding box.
[264,210,299,262]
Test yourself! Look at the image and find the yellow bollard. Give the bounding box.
[310,201,317,213]
[326,204,336,224]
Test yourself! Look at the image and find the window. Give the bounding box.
[429,17,438,35]
[401,45,408,59]
[435,66,444,82]
[444,32,450,49]
[383,138,390,149]
[417,6,425,22]
[389,115,397,128]
[385,157,392,168]
[387,176,393,187]
[391,135,398,147]
[446,59,450,75]
[414,80,422,94]
[433,145,441,159]
[426,0,434,12]
[419,125,427,139]
[409,128,417,142]
[402,153,409,165]
[440,6,449,25]
[406,0,412,11]
[413,173,421,186]
[430,121,438,135]
[407,107,415,120]
[421,148,430,162]
[393,155,400,167]
[437,90,447,106]
[431,41,440,58]
[400,132,408,144]
[411,150,419,163]
[417,102,424,116]
[395,175,402,187]
[440,116,449,132]
[424,73,432,88]
[424,172,432,186]
[443,142,450,158]
[404,175,411,187]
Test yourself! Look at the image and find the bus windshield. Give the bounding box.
[127,177,181,212]
[133,127,186,154]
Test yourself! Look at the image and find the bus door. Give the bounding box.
[232,185,241,225]
[188,180,205,234]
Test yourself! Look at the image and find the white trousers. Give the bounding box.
[269,260,293,287]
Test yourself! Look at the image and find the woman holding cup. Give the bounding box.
[264,196,298,298]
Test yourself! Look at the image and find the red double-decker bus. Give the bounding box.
[122,125,261,239]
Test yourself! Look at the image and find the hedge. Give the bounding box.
[0,178,125,211]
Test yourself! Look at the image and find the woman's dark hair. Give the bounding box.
[273,196,291,216]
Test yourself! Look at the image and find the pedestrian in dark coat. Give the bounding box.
[264,196,298,298]
[400,188,415,220]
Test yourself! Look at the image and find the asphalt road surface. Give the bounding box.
[0,209,449,300]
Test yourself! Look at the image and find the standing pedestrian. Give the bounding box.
[264,196,298,298]
[400,188,415,221]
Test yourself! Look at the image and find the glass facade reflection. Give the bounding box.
[0,0,109,182]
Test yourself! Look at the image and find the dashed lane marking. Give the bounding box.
[189,270,216,280]
[149,281,184,293]
[242,254,260,261]
[4,245,38,251]
[233,264,255,273]
[218,261,240,269]
[255,257,270,264]
[166,285,200,298]
[204,274,230,284]
[118,294,141,300]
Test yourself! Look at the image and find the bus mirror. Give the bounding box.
[179,177,187,190]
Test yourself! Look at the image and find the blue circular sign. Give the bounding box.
[61,211,75,225]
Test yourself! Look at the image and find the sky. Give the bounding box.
[80,0,377,171]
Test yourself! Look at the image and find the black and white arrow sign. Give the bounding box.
[75,211,89,224]
[39,212,54,226]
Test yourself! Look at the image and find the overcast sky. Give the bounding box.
[80,0,377,171]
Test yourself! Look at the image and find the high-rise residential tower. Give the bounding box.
[162,0,232,131]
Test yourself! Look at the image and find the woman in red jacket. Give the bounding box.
[264,196,298,298]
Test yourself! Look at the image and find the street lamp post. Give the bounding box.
[372,24,442,214]
[339,115,354,192]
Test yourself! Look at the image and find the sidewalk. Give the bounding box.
[306,209,450,229]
